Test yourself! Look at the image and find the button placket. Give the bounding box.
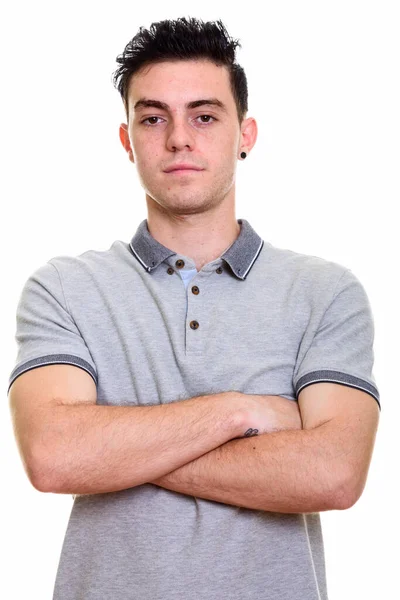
[187,265,222,336]
[188,271,201,335]
[184,266,222,356]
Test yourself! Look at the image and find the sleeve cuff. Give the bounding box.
[295,369,381,410]
[7,354,98,396]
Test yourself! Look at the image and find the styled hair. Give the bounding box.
[111,16,248,124]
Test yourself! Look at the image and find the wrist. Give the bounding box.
[218,391,248,438]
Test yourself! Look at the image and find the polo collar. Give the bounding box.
[129,218,264,280]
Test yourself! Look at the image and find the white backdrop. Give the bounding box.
[1,1,398,599]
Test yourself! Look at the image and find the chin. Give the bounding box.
[149,194,216,216]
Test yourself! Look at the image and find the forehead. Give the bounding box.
[127,59,234,112]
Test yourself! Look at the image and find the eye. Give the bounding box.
[196,115,215,124]
[141,116,163,126]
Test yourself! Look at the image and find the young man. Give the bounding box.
[8,17,380,600]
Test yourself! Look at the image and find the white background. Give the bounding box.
[1,1,398,599]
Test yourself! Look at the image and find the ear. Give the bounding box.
[119,124,134,164]
[239,117,258,156]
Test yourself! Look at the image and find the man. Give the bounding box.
[8,16,380,600]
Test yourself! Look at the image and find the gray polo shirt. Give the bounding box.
[8,218,380,600]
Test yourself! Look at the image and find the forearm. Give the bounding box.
[35,393,243,495]
[152,413,346,513]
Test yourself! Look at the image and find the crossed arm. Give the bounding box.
[149,384,380,514]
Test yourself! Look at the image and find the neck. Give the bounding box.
[145,199,240,272]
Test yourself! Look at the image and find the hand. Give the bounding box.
[234,393,303,437]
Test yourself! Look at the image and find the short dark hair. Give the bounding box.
[111,16,248,124]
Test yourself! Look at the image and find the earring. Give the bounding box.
[240,151,247,159]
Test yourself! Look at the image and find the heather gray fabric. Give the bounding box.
[8,218,380,600]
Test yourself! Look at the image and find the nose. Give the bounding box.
[166,117,194,152]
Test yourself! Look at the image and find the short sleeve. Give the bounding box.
[7,261,98,395]
[293,268,380,410]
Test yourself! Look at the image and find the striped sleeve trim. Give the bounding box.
[7,354,98,395]
[295,369,381,410]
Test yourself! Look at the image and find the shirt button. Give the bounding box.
[191,285,199,295]
[175,259,185,269]
[216,267,223,274]
[190,320,199,330]
[167,267,174,275]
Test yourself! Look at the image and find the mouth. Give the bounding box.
[165,168,203,175]
[164,163,204,174]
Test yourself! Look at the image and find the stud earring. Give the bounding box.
[240,151,247,159]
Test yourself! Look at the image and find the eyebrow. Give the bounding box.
[133,97,228,114]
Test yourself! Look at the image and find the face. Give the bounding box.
[119,59,257,218]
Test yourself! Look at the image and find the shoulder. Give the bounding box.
[259,240,349,292]
[45,239,131,283]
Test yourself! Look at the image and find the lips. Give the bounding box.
[164,164,203,173]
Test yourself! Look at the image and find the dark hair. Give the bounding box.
[111,16,248,124]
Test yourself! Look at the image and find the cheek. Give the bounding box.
[213,142,237,169]
[213,131,237,155]
[134,144,161,169]
[131,129,160,157]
